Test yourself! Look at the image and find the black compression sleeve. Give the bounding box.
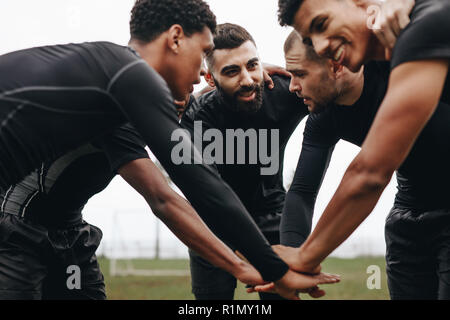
[109,61,288,281]
[280,132,335,248]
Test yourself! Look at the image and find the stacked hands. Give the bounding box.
[230,0,415,300]
[233,246,339,301]
[170,0,414,301]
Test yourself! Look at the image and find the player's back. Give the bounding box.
[0,42,141,191]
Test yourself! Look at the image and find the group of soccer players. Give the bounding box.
[0,0,448,300]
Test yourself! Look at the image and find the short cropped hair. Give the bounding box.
[284,30,327,65]
[205,23,256,70]
[130,0,217,42]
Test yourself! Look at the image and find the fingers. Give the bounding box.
[385,47,392,61]
[384,5,402,37]
[313,272,341,285]
[373,0,414,51]
[308,287,326,299]
[246,286,256,293]
[373,19,397,50]
[250,282,275,293]
[263,70,274,90]
[397,13,411,30]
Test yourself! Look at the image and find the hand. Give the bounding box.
[233,260,267,286]
[272,244,322,274]
[368,0,414,58]
[262,62,291,90]
[247,284,326,299]
[174,96,190,120]
[250,269,340,300]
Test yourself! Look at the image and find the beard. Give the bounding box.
[215,79,264,115]
[308,73,340,114]
[308,94,336,114]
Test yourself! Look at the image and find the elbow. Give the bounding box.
[346,156,394,195]
[146,187,177,218]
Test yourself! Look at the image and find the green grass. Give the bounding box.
[99,256,390,300]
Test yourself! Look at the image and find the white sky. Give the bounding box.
[0,0,397,258]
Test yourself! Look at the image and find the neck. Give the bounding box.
[368,32,388,61]
[334,67,365,106]
[128,38,166,74]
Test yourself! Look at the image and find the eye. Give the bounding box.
[248,61,259,70]
[293,71,307,78]
[316,18,327,32]
[225,69,239,77]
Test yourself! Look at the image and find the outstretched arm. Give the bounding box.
[281,126,335,247]
[111,62,289,282]
[282,59,449,273]
[118,157,265,285]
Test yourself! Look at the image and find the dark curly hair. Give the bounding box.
[205,23,256,69]
[130,0,217,42]
[278,0,304,26]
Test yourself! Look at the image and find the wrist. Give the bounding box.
[298,243,322,273]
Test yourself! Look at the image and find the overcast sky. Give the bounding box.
[0,0,396,258]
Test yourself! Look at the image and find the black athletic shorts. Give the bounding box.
[189,212,284,300]
[385,207,450,300]
[0,212,106,300]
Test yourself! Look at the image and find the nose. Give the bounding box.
[195,60,207,84]
[200,60,207,77]
[289,77,302,94]
[239,69,254,87]
[311,35,330,58]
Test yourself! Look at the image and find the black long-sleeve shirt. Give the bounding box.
[281,61,450,247]
[0,41,288,281]
[181,76,308,226]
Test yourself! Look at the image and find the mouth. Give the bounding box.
[332,44,345,65]
[238,90,256,102]
[302,97,312,106]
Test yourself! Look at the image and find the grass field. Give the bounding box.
[99,256,390,300]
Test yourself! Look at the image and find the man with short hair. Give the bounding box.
[181,23,319,300]
[273,29,450,299]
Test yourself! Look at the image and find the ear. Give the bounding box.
[166,24,185,54]
[327,59,344,79]
[205,72,216,88]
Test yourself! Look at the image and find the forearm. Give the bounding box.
[119,159,251,278]
[299,60,449,268]
[113,65,288,281]
[281,138,334,249]
[149,190,249,277]
[280,191,314,247]
[299,156,390,269]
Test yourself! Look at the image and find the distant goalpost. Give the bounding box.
[107,210,190,277]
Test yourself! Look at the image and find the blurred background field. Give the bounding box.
[99,256,390,300]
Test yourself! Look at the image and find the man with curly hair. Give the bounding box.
[0,0,338,299]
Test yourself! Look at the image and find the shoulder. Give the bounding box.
[94,123,147,151]
[264,75,293,100]
[391,0,450,70]
[263,75,308,114]
[303,109,338,147]
[182,90,224,126]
